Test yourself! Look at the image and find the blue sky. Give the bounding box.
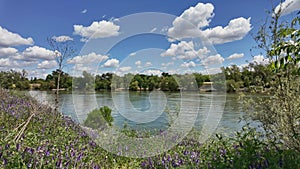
[0,0,299,78]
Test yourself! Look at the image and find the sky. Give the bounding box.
[0,0,299,78]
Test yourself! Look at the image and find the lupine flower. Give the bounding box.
[16,144,20,151]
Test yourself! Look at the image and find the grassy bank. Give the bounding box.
[0,88,299,168]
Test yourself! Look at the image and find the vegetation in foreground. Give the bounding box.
[0,4,299,169]
[1,88,299,168]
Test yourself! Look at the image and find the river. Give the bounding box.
[29,90,254,135]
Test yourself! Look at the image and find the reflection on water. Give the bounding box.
[29,90,250,135]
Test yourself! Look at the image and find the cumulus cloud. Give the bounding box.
[145,62,152,67]
[0,58,18,67]
[68,52,108,64]
[252,55,269,65]
[161,41,210,60]
[227,53,244,60]
[167,3,251,45]
[37,60,57,69]
[129,52,136,56]
[202,17,251,44]
[275,0,300,15]
[81,9,88,14]
[239,55,270,69]
[0,26,34,47]
[73,20,120,39]
[135,60,141,66]
[161,62,174,67]
[180,61,196,68]
[202,67,222,74]
[162,41,194,56]
[119,66,132,72]
[20,46,57,61]
[103,58,119,68]
[52,35,73,42]
[202,54,224,66]
[168,3,214,39]
[27,69,48,79]
[141,69,162,76]
[0,47,18,58]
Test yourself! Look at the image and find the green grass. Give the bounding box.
[0,88,299,168]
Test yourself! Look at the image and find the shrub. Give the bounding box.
[84,106,113,129]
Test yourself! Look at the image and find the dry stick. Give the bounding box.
[13,100,39,142]
[14,113,35,142]
[4,121,26,141]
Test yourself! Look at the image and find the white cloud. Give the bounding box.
[161,62,174,67]
[145,62,152,67]
[135,60,141,65]
[275,0,300,15]
[252,55,269,65]
[18,60,38,67]
[167,3,251,45]
[202,17,251,44]
[27,69,48,79]
[81,9,88,14]
[202,67,222,74]
[73,64,95,73]
[0,26,34,47]
[119,66,132,72]
[129,52,136,56]
[238,55,270,69]
[202,54,224,66]
[20,46,57,61]
[227,53,244,60]
[150,27,157,33]
[0,47,18,58]
[103,58,119,68]
[141,69,162,76]
[168,3,214,39]
[37,60,57,69]
[73,20,120,39]
[0,58,19,67]
[52,35,73,42]
[68,52,108,64]
[180,61,196,68]
[161,41,210,60]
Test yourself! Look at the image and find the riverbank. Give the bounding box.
[1,88,299,168]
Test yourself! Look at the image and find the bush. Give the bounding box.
[84,106,113,129]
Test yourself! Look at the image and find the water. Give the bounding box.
[29,90,250,135]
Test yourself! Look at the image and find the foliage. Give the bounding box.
[73,71,95,91]
[0,88,139,168]
[45,70,72,90]
[140,126,300,168]
[245,10,300,152]
[0,70,30,90]
[99,106,114,126]
[1,89,299,168]
[84,106,113,129]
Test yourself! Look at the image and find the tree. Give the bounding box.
[247,7,300,151]
[47,37,75,94]
[73,71,94,91]
[84,106,113,129]
[0,70,30,90]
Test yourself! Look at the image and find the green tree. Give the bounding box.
[247,10,300,151]
[73,71,94,91]
[84,106,113,129]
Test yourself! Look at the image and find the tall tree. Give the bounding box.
[48,37,75,94]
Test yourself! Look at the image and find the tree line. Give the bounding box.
[0,62,282,93]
